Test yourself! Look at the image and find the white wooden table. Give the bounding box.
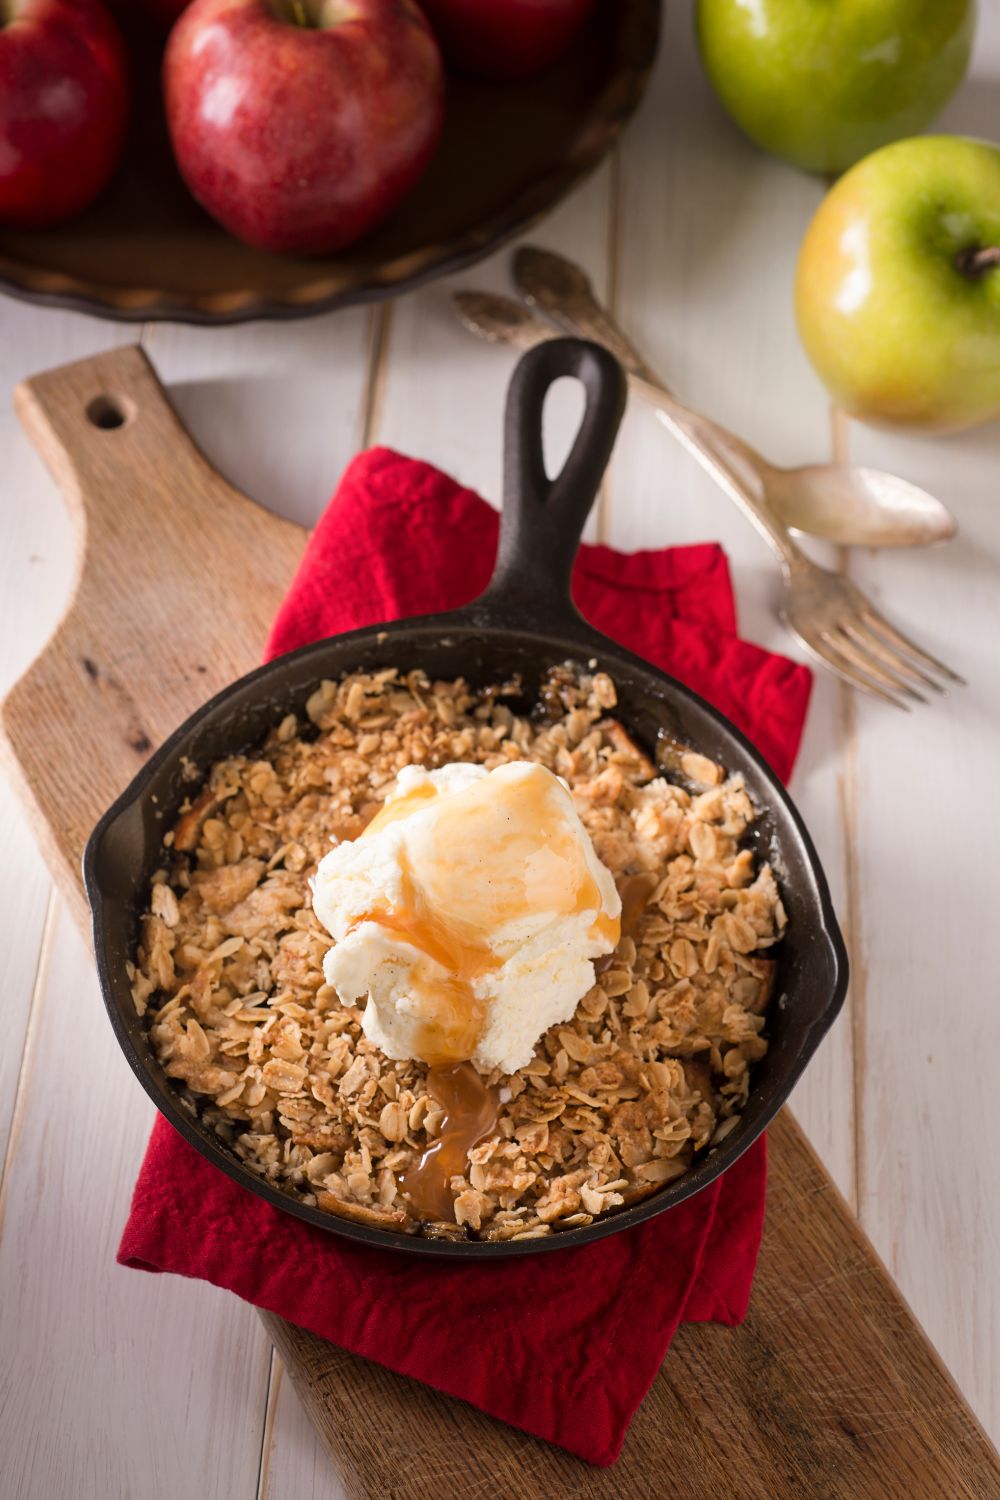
[2,11,998,1497]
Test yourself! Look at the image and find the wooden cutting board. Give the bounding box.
[4,344,999,1500]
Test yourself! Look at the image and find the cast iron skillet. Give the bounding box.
[86,338,848,1259]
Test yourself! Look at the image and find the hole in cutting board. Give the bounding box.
[86,394,131,430]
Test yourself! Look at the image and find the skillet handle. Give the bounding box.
[480,337,627,621]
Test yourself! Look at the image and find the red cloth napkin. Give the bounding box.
[119,447,812,1466]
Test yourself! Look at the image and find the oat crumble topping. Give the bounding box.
[130,667,784,1242]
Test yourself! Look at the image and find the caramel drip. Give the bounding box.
[367,855,494,1062]
[619,872,660,936]
[361,781,439,838]
[354,765,620,1219]
[596,872,658,974]
[399,1062,499,1222]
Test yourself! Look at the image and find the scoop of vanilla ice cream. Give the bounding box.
[312,761,621,1075]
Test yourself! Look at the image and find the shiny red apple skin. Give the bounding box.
[0,0,129,228]
[419,0,596,80]
[164,0,445,256]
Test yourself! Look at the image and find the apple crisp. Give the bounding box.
[130,667,784,1242]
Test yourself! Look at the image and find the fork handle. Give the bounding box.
[642,389,808,574]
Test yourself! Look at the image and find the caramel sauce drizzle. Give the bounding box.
[595,872,657,973]
[354,766,621,1221]
[399,1062,500,1223]
[618,871,660,936]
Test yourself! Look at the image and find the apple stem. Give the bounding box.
[269,0,317,24]
[956,246,1000,278]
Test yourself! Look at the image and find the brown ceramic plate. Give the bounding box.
[0,0,659,325]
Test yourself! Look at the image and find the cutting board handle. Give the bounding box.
[2,344,305,923]
[14,344,216,536]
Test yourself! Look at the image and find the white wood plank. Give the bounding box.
[606,4,856,1200]
[260,1359,348,1500]
[0,306,134,1174]
[143,308,374,530]
[780,686,857,1204]
[0,303,133,696]
[0,901,272,1500]
[370,163,614,539]
[841,12,1000,1444]
[847,437,1000,1441]
[0,808,50,1171]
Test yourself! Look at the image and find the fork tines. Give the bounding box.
[799,608,964,709]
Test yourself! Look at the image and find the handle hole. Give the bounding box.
[542,376,585,482]
[86,394,131,430]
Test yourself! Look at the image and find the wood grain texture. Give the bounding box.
[262,1114,1000,1500]
[2,342,999,1498]
[141,307,375,532]
[0,903,274,1500]
[833,21,1000,1445]
[0,343,304,928]
[372,160,614,538]
[0,307,135,1187]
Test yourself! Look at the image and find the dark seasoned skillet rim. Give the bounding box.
[86,617,848,1260]
[129,659,782,1242]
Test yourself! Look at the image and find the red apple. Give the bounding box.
[418,0,596,81]
[0,0,128,228]
[164,0,445,256]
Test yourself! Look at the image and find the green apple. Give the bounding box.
[794,136,1000,432]
[696,0,975,175]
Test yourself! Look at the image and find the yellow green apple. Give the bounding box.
[696,0,975,176]
[794,135,1000,433]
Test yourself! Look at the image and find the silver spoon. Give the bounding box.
[465,247,954,550]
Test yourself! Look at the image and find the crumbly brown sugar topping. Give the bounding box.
[131,667,784,1242]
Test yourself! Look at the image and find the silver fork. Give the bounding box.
[455,282,963,709]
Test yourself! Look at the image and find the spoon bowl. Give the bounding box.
[758,463,957,548]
